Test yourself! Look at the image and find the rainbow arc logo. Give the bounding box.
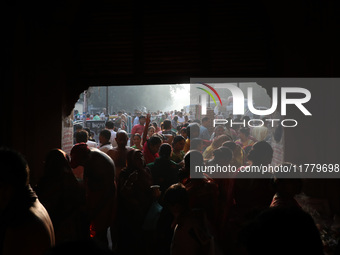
[196,83,223,107]
[196,83,222,115]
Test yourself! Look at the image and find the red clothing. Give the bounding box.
[131,124,145,136]
[143,142,159,164]
[130,124,145,146]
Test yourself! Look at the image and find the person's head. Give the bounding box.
[148,126,155,137]
[84,128,93,138]
[118,110,122,116]
[83,150,115,212]
[239,127,250,140]
[180,150,204,178]
[202,116,209,127]
[180,127,188,139]
[242,115,250,124]
[214,125,226,138]
[212,146,233,164]
[147,135,162,154]
[115,130,129,149]
[74,124,83,132]
[70,143,91,169]
[172,135,186,152]
[152,122,158,130]
[193,119,201,125]
[43,149,72,179]
[163,183,189,217]
[99,129,111,145]
[247,141,273,165]
[133,133,142,146]
[0,148,30,212]
[153,133,165,143]
[75,130,89,143]
[139,115,146,125]
[178,112,183,117]
[273,163,302,197]
[211,134,230,149]
[126,149,145,170]
[222,141,237,151]
[186,123,200,139]
[105,121,114,130]
[190,138,204,151]
[241,207,323,255]
[0,148,29,190]
[184,150,204,173]
[163,119,171,130]
[159,143,172,159]
[173,116,178,122]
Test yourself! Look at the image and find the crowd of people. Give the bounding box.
[0,109,330,255]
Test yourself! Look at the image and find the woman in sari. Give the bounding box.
[235,127,255,149]
[203,135,231,160]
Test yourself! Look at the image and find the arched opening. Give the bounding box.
[63,82,283,165]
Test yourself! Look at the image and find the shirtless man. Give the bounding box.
[0,148,55,255]
[107,130,132,179]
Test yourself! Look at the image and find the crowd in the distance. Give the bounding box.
[0,109,328,255]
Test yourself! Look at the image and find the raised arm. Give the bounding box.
[142,113,151,146]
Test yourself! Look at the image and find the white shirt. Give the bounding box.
[108,129,117,147]
[98,144,113,154]
[86,140,97,148]
[177,116,185,124]
[133,116,140,126]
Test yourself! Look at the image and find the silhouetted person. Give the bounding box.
[180,151,219,232]
[163,183,214,255]
[35,149,83,244]
[70,143,91,181]
[222,141,244,168]
[183,123,200,153]
[84,149,116,250]
[233,141,275,218]
[117,150,153,255]
[107,130,132,179]
[0,148,55,255]
[77,129,97,148]
[207,147,234,241]
[75,130,89,143]
[190,138,204,152]
[240,207,324,255]
[270,163,302,209]
[148,143,180,196]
